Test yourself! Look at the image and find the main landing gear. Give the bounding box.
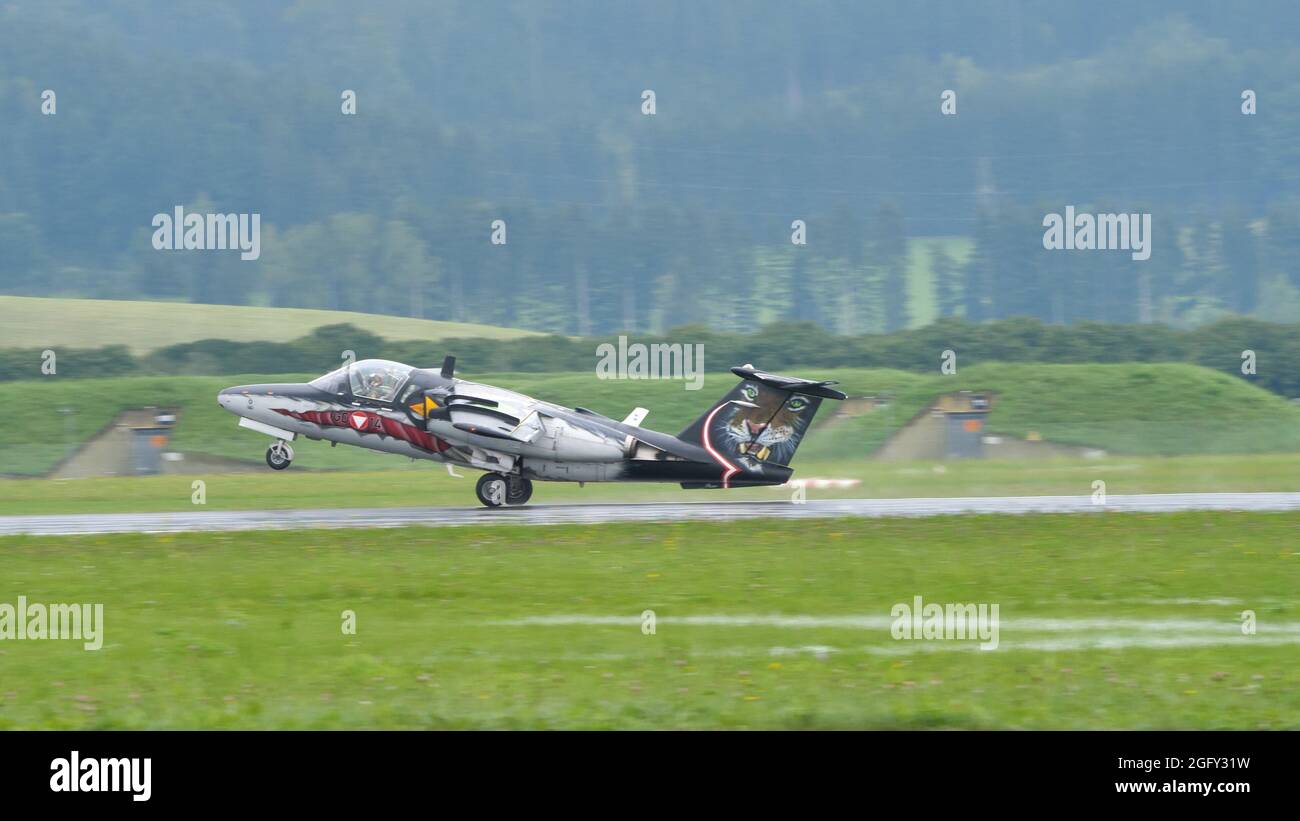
[475,472,533,507]
[265,440,294,470]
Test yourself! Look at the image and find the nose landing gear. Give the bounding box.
[266,440,294,470]
[475,472,533,507]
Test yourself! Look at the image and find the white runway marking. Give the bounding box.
[492,614,1300,634]
[1108,597,1245,607]
[846,634,1300,653]
[3,492,1300,536]
[405,633,1300,665]
[486,613,1300,654]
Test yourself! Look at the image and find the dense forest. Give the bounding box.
[2,1,1300,333]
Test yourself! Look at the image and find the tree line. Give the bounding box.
[5,317,1297,399]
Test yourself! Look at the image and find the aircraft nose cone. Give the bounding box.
[217,385,247,411]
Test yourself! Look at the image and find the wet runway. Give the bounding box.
[3,492,1300,536]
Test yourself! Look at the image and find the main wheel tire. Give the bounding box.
[475,472,508,507]
[506,477,533,506]
[266,441,293,470]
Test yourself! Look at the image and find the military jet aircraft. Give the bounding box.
[218,357,845,507]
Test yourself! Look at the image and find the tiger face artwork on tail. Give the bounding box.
[712,381,821,473]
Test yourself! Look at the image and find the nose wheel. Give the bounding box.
[266,440,294,470]
[475,473,533,507]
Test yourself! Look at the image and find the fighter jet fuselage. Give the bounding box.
[218,356,844,507]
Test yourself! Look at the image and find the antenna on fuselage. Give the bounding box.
[440,355,456,379]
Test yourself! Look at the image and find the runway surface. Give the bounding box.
[4,492,1300,536]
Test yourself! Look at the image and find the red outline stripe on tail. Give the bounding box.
[700,402,739,488]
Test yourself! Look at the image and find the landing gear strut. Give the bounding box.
[266,440,294,470]
[476,472,533,507]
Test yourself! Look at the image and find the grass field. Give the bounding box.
[4,362,1297,476]
[1,512,1296,729]
[0,296,540,355]
[4,453,1299,516]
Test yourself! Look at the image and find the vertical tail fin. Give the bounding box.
[678,365,845,471]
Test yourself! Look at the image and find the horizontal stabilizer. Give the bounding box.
[729,364,847,400]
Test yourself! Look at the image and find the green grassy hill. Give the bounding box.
[797,362,1300,461]
[3,363,1297,477]
[0,296,541,354]
[1,371,757,476]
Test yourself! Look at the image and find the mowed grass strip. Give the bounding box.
[0,512,1296,729]
[0,296,540,355]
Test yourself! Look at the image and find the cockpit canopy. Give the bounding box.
[309,359,413,402]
